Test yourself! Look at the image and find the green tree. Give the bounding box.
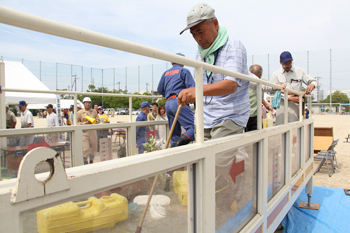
[132,92,153,109]
[157,98,166,106]
[320,90,349,104]
[57,88,69,99]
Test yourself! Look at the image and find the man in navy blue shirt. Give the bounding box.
[136,101,151,153]
[157,53,195,147]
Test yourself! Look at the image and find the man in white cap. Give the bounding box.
[18,100,35,145]
[178,3,250,140]
[77,96,101,164]
[272,51,316,125]
[178,3,251,225]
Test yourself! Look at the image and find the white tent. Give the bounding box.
[4,60,56,105]
[27,99,83,110]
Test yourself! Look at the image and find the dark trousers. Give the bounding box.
[245,116,257,132]
[165,98,195,145]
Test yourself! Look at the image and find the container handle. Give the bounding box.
[75,200,92,209]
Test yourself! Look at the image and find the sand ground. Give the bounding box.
[311,115,350,189]
[14,114,350,189]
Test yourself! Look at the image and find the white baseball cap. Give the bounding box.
[180,3,216,35]
[83,97,91,103]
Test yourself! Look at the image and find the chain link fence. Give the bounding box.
[2,48,350,99]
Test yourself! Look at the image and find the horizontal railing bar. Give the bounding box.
[0,121,312,194]
[0,6,305,95]
[0,120,167,136]
[1,87,162,99]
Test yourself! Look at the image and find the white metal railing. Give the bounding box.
[0,5,315,233]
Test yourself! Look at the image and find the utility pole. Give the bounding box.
[330,49,332,112]
[125,67,127,91]
[146,83,149,92]
[138,66,140,93]
[117,82,121,91]
[315,76,321,102]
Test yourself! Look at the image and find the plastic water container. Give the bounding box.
[37,193,128,233]
[173,171,188,206]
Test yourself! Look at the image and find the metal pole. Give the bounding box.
[138,65,140,93]
[267,54,270,81]
[307,51,309,73]
[81,66,83,92]
[125,66,127,91]
[40,60,41,81]
[113,68,115,91]
[56,63,58,90]
[330,49,332,111]
[71,65,73,97]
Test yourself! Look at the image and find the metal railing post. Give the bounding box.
[284,90,289,125]
[299,94,303,122]
[73,128,84,166]
[129,96,132,122]
[195,66,204,144]
[257,83,262,130]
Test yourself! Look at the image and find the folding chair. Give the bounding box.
[313,139,339,177]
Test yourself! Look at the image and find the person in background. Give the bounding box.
[246,64,277,132]
[46,104,59,143]
[6,104,17,146]
[305,107,310,119]
[77,103,83,111]
[6,104,16,129]
[136,101,151,154]
[18,100,34,146]
[272,51,316,125]
[97,106,110,123]
[155,105,168,143]
[147,103,159,134]
[77,97,101,164]
[96,106,111,152]
[68,105,74,125]
[157,53,195,147]
[94,104,98,112]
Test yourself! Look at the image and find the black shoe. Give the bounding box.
[172,134,191,147]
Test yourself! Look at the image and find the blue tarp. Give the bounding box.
[282,186,350,233]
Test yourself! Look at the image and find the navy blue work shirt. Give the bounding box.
[136,111,149,146]
[157,64,195,99]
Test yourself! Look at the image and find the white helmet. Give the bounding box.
[83,97,91,103]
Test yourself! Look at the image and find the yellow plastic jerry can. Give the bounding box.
[37,193,128,233]
[173,171,188,206]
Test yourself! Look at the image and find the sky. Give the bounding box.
[0,0,350,95]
